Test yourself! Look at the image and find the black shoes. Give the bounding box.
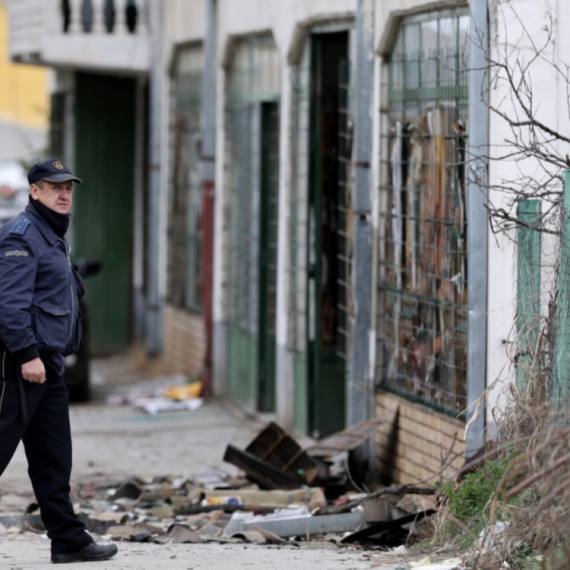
[51,542,118,564]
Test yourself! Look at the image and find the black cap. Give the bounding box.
[27,158,82,185]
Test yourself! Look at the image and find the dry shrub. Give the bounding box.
[435,357,570,569]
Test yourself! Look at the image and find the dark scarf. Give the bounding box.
[29,196,71,238]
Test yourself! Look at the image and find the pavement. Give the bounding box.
[0,355,456,570]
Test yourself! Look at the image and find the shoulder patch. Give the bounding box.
[9,218,30,236]
[4,249,29,258]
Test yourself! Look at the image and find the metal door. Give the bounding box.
[73,72,136,353]
[307,32,350,437]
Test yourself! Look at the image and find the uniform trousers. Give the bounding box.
[0,354,92,555]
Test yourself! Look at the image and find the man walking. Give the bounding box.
[0,159,117,563]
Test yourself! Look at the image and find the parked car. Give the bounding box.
[65,259,100,402]
[0,160,96,402]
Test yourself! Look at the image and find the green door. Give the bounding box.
[307,32,350,437]
[73,72,136,354]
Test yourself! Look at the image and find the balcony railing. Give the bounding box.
[62,0,149,36]
[8,0,150,73]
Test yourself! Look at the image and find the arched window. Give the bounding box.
[377,9,470,415]
[167,45,203,311]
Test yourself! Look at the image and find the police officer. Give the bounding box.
[0,159,118,563]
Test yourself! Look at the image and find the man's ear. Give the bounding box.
[30,184,39,200]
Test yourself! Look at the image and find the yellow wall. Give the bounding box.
[0,2,48,129]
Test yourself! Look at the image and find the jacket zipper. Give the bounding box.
[60,238,76,347]
[0,352,5,417]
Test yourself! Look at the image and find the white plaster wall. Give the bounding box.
[486,0,569,415]
[212,0,357,332]
[162,0,205,59]
[157,1,205,311]
[209,0,357,421]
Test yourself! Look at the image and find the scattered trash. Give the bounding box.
[478,520,511,553]
[163,381,202,400]
[104,375,203,413]
[409,558,463,570]
[136,398,203,414]
[1,419,442,555]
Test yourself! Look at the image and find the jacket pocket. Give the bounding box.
[32,303,71,352]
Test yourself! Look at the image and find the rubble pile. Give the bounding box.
[0,419,437,549]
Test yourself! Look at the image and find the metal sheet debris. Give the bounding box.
[224,510,367,539]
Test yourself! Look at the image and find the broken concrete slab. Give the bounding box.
[155,524,204,544]
[110,479,143,501]
[107,524,152,541]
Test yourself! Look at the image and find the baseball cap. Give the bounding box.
[27,158,83,185]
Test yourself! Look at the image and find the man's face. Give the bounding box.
[30,180,73,214]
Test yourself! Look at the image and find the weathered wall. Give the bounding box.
[162,305,206,378]
[375,392,466,484]
[158,1,206,380]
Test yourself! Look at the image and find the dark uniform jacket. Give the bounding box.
[0,203,84,376]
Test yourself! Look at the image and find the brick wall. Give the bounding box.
[162,304,205,378]
[375,392,466,485]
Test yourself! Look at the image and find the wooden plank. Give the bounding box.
[516,200,541,394]
[553,171,570,410]
[306,413,395,456]
[223,444,303,490]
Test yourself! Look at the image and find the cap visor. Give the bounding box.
[41,174,83,184]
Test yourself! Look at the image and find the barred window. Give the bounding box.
[224,36,281,332]
[377,9,469,416]
[167,45,203,312]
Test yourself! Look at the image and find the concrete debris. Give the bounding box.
[0,421,446,559]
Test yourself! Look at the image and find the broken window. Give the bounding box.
[167,45,203,312]
[377,9,469,415]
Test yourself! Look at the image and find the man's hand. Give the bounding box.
[21,358,46,384]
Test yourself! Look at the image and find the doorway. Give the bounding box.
[307,32,350,437]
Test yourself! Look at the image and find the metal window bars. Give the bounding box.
[223,36,281,333]
[289,44,311,353]
[167,46,204,311]
[376,10,470,416]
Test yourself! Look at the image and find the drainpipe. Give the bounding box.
[145,0,164,356]
[200,0,217,396]
[466,0,489,458]
[348,0,375,483]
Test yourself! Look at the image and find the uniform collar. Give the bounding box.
[24,203,61,245]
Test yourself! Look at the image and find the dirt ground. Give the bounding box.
[0,356,420,569]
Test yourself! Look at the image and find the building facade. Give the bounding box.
[7,0,564,485]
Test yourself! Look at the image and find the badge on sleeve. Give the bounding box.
[4,249,29,257]
[9,218,30,236]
